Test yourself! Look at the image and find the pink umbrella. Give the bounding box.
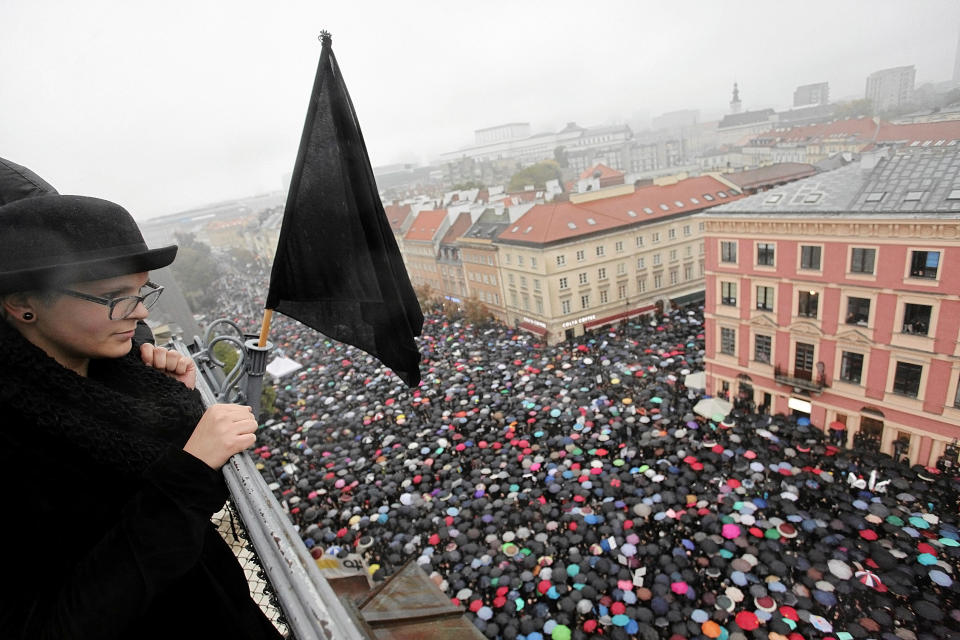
[671,581,688,595]
[722,523,741,539]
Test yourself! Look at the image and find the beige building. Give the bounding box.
[494,176,743,342]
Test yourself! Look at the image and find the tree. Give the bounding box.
[413,283,439,310]
[169,232,221,314]
[450,180,485,191]
[462,297,492,327]
[507,160,562,192]
[553,146,569,168]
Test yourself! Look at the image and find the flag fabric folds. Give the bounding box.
[266,33,423,387]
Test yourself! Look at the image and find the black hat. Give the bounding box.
[0,195,177,293]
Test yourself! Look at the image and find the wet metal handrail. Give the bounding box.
[169,337,368,640]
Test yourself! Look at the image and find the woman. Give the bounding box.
[0,194,284,639]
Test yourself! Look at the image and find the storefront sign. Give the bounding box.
[561,314,597,329]
[522,317,547,328]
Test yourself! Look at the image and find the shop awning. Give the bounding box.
[517,321,547,336]
[583,304,655,329]
[670,289,706,306]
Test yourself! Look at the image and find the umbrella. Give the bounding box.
[828,558,852,580]
[684,371,706,390]
[855,569,882,589]
[693,397,732,419]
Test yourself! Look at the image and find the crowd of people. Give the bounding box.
[200,261,960,640]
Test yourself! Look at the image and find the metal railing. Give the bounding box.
[773,364,828,393]
[169,325,370,640]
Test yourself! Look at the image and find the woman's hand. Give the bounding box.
[184,404,258,469]
[140,343,197,390]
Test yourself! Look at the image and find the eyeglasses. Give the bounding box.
[58,281,165,320]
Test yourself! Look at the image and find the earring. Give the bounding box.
[22,312,34,321]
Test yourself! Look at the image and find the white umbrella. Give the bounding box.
[693,397,732,419]
[684,371,706,390]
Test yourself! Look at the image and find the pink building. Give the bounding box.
[702,146,960,467]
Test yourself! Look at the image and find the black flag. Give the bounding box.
[266,33,423,387]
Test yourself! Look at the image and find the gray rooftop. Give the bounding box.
[706,146,960,218]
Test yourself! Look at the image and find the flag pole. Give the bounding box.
[258,308,273,348]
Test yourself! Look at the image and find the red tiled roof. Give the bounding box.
[404,209,447,242]
[384,203,411,232]
[578,163,624,181]
[723,163,818,190]
[441,211,473,244]
[878,120,960,143]
[749,118,960,147]
[497,176,741,245]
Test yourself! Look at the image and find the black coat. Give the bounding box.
[0,322,283,639]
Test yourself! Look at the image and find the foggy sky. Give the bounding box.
[2,0,958,220]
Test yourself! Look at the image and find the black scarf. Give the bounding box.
[0,320,204,477]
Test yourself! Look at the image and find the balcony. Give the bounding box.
[774,365,828,394]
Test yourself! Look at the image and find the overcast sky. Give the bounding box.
[3,1,959,219]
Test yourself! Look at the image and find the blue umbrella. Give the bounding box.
[930,569,952,586]
[917,553,938,565]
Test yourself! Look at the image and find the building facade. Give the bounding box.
[703,146,960,467]
[793,82,829,107]
[865,65,916,112]
[494,176,744,342]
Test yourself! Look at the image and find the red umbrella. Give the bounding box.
[855,569,883,589]
[829,421,846,431]
[735,610,759,631]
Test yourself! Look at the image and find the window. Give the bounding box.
[522,294,529,311]
[756,286,774,311]
[846,297,870,325]
[893,362,922,398]
[578,272,588,285]
[721,282,737,305]
[636,235,644,248]
[617,262,626,275]
[686,245,692,257]
[756,243,775,266]
[637,257,646,269]
[684,264,692,280]
[850,248,876,274]
[510,291,518,306]
[508,273,515,286]
[535,298,543,313]
[561,299,571,314]
[517,255,524,266]
[721,241,737,263]
[576,250,585,262]
[720,327,736,355]
[556,255,566,267]
[638,278,647,293]
[618,284,626,299]
[534,278,541,292]
[505,254,512,265]
[559,277,568,290]
[909,250,940,279]
[754,334,771,364]
[598,267,607,280]
[798,291,819,318]
[596,246,605,257]
[615,241,624,253]
[530,257,537,269]
[902,303,931,335]
[653,254,661,266]
[668,228,676,240]
[654,274,663,289]
[581,294,590,310]
[904,190,925,202]
[652,232,661,243]
[669,249,677,262]
[520,276,527,289]
[800,245,821,270]
[865,192,886,203]
[683,225,691,237]
[839,351,863,384]
[599,290,608,304]
[669,269,678,285]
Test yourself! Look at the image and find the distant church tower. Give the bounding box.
[730,82,742,114]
